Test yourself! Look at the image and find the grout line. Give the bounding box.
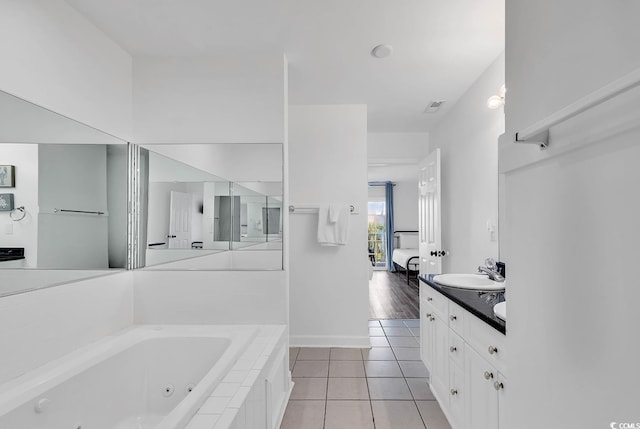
[364,367,376,429]
[322,377,329,429]
[413,398,428,429]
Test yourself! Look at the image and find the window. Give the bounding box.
[368,200,386,269]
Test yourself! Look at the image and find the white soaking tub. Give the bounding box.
[0,325,259,429]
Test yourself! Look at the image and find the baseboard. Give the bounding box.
[289,335,371,348]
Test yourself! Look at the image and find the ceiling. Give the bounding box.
[65,0,504,133]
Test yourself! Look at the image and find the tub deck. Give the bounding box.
[0,325,289,429]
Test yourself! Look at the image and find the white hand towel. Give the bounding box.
[317,204,350,246]
[329,204,339,223]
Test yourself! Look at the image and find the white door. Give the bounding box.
[418,149,443,274]
[168,191,191,249]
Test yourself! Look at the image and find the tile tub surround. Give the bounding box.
[185,325,291,429]
[282,319,451,429]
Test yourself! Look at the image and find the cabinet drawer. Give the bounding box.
[448,330,465,369]
[447,300,466,335]
[422,287,448,321]
[464,314,507,374]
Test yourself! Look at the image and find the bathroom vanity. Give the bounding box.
[420,275,507,429]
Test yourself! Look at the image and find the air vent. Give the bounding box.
[423,100,446,114]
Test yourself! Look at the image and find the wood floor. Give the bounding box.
[369,270,420,320]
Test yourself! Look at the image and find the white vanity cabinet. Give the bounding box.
[420,283,507,429]
[421,289,450,406]
[465,345,508,429]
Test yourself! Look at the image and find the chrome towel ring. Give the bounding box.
[9,206,26,221]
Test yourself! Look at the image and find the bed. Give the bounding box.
[392,231,419,285]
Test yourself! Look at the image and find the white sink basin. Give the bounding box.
[432,273,506,291]
[493,301,507,321]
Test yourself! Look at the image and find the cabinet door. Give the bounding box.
[497,372,507,429]
[449,362,466,429]
[465,345,499,429]
[421,302,434,371]
[431,316,450,404]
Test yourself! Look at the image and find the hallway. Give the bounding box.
[369,271,420,320]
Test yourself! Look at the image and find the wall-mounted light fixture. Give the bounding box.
[487,84,506,109]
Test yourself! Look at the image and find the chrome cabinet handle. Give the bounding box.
[449,346,457,353]
[493,381,504,391]
[450,388,458,396]
[425,313,432,318]
[488,345,498,355]
[429,316,435,322]
[483,371,494,380]
[427,297,433,302]
[449,315,457,321]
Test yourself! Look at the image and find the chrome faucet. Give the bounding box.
[478,258,505,282]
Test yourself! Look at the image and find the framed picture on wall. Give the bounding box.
[0,165,15,188]
[0,193,14,211]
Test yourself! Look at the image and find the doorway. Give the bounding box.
[367,200,387,270]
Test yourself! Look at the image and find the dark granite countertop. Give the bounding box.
[0,256,25,262]
[0,248,25,262]
[419,274,506,334]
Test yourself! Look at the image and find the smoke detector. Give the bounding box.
[371,44,393,59]
[423,100,446,114]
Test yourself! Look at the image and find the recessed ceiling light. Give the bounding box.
[371,44,393,59]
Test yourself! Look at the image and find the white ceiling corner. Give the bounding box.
[64,0,505,133]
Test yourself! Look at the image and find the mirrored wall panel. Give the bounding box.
[142,148,230,267]
[232,182,283,250]
[138,143,283,270]
[0,91,128,297]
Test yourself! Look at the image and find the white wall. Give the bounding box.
[504,2,640,427]
[0,3,133,389]
[368,132,429,162]
[0,271,133,384]
[133,54,285,144]
[505,1,640,142]
[0,144,38,267]
[133,270,287,324]
[429,53,505,273]
[145,143,283,183]
[132,56,288,328]
[367,182,418,233]
[392,182,419,232]
[0,0,132,139]
[289,105,369,347]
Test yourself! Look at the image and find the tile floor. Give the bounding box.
[280,319,452,429]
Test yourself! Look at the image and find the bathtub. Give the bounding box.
[0,325,289,429]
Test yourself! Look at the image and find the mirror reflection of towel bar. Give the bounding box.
[289,204,355,213]
[53,208,105,215]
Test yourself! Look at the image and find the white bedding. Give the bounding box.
[392,248,419,268]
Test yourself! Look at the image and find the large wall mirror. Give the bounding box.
[0,91,128,297]
[136,143,283,270]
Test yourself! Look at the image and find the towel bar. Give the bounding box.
[289,204,355,213]
[53,208,105,215]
